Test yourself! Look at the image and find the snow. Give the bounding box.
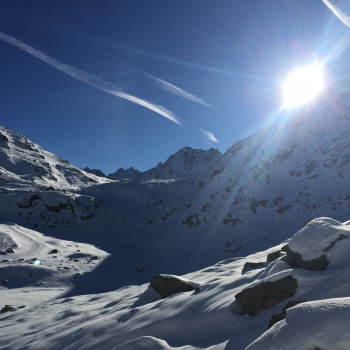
[0,218,349,349]
[1,92,350,348]
[288,217,350,261]
[246,298,350,350]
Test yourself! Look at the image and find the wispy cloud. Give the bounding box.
[0,32,182,126]
[142,72,212,107]
[200,128,218,143]
[322,0,350,27]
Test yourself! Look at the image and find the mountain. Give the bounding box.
[83,167,107,178]
[108,147,223,181]
[109,166,142,181]
[0,125,111,191]
[1,90,350,349]
[1,90,350,288]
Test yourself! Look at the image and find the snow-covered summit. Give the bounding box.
[83,167,107,178]
[109,147,223,181]
[109,166,142,181]
[142,146,223,179]
[0,125,112,191]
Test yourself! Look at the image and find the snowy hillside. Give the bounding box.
[0,125,112,191]
[1,218,349,349]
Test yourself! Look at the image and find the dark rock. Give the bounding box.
[282,245,329,271]
[266,250,283,262]
[242,261,265,273]
[268,300,305,328]
[83,167,107,178]
[234,275,299,315]
[1,305,15,313]
[48,249,59,254]
[137,267,145,272]
[2,279,8,285]
[150,274,199,298]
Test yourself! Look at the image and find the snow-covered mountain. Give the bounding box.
[108,166,142,181]
[1,91,350,288]
[83,167,107,178]
[108,147,223,181]
[0,125,111,191]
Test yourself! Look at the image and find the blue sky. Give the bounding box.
[1,0,350,174]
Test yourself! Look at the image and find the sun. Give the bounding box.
[283,61,324,108]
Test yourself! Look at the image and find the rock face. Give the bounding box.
[83,167,107,178]
[266,250,283,262]
[150,274,199,298]
[234,275,299,315]
[282,245,329,271]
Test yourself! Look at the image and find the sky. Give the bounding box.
[1,0,350,174]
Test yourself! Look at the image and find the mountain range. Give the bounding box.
[1,88,350,348]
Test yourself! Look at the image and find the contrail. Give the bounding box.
[200,128,218,143]
[0,32,182,126]
[322,0,350,27]
[142,72,212,107]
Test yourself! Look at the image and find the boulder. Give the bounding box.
[234,275,299,315]
[150,274,199,298]
[242,262,265,273]
[266,250,283,262]
[283,218,349,271]
[282,245,329,271]
[1,305,15,313]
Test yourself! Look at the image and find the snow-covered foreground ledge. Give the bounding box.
[0,218,350,349]
[246,298,350,350]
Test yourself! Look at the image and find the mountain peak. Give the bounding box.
[0,125,111,190]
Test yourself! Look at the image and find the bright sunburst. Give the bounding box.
[283,61,324,108]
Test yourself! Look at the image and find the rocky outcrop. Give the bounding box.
[150,274,199,298]
[234,275,299,315]
[266,250,283,262]
[282,245,329,271]
[242,261,265,273]
[83,167,107,178]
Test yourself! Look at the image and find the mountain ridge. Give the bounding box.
[1,91,350,285]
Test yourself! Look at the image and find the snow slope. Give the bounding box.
[0,217,349,349]
[0,125,112,191]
